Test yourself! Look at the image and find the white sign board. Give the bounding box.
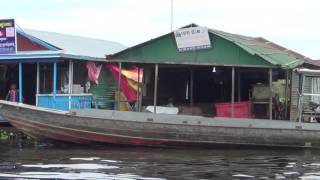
[174,26,211,52]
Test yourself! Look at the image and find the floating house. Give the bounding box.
[0,27,126,111]
[106,24,320,122]
[2,23,320,148]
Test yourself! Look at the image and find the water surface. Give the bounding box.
[1,127,320,179]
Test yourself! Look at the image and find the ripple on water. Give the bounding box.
[232,174,255,178]
[22,163,119,170]
[70,157,101,161]
[0,172,166,180]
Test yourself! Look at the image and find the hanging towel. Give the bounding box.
[86,62,102,84]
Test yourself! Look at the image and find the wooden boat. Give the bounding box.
[1,100,320,148]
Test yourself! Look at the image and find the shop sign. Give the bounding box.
[174,26,211,52]
[0,19,16,54]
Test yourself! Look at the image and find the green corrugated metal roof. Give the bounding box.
[108,24,308,69]
[209,29,304,68]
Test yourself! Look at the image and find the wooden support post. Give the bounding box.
[117,62,122,111]
[153,64,159,114]
[36,62,40,106]
[237,70,241,102]
[269,68,273,120]
[53,62,57,108]
[68,61,73,109]
[190,69,194,113]
[136,66,140,112]
[284,69,289,120]
[139,66,145,112]
[18,63,23,103]
[231,67,235,117]
[298,74,305,123]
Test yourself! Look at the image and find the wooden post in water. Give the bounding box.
[269,68,273,120]
[153,64,159,114]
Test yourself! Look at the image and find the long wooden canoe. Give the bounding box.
[1,100,320,148]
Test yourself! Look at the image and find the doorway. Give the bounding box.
[22,63,37,105]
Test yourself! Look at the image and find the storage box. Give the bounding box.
[215,101,251,118]
[252,84,270,100]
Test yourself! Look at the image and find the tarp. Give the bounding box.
[108,64,143,103]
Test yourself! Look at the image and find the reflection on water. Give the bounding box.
[2,129,320,179]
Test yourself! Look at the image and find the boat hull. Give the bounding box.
[1,100,320,148]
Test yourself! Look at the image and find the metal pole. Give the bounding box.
[284,69,289,120]
[36,62,40,106]
[53,62,57,108]
[18,63,23,103]
[231,67,235,117]
[269,68,273,120]
[153,64,159,113]
[117,62,122,111]
[170,0,173,31]
[298,74,305,123]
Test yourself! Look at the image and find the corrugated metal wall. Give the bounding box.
[290,71,312,121]
[89,65,117,110]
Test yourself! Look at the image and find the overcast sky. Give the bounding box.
[1,0,319,59]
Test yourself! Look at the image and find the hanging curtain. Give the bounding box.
[86,62,102,84]
[311,77,320,104]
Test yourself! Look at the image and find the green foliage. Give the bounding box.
[0,129,15,140]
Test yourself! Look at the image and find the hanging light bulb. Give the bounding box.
[212,66,216,73]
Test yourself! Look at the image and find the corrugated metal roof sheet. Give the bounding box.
[0,50,108,63]
[22,29,126,58]
[208,28,305,68]
[108,23,318,69]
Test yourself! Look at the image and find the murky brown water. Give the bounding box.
[1,127,320,179]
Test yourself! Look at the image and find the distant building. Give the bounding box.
[0,27,126,110]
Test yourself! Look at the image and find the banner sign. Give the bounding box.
[0,19,16,54]
[174,26,211,52]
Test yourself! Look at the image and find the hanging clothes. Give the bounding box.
[86,62,102,84]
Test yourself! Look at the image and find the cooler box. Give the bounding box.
[215,101,251,118]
